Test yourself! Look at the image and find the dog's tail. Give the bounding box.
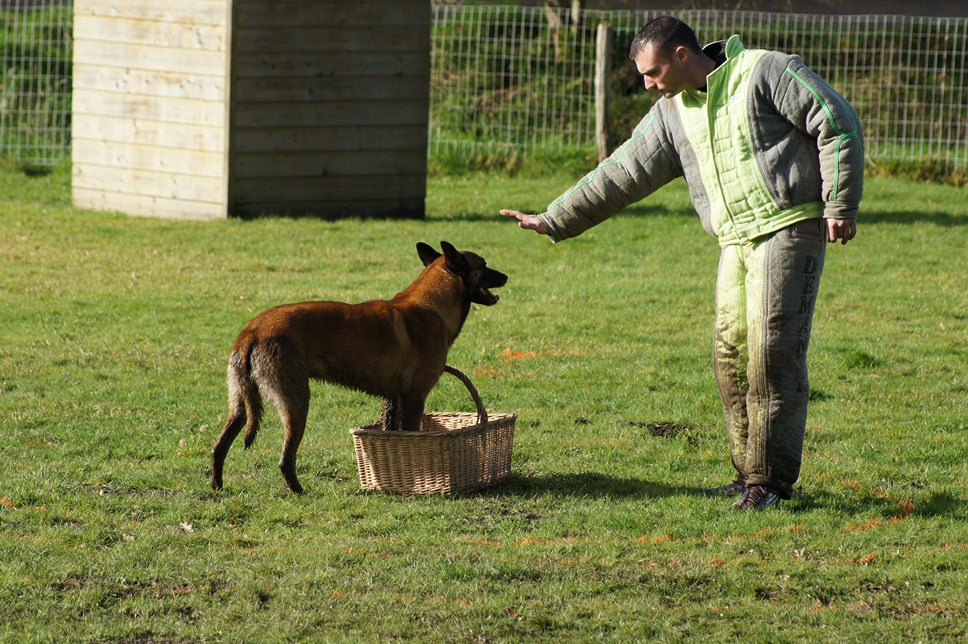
[211,338,263,491]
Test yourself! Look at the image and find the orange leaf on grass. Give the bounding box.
[845,517,882,532]
[893,498,915,520]
[501,348,541,362]
[856,552,879,565]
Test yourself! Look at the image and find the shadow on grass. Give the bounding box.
[489,474,965,519]
[791,489,964,518]
[489,471,704,499]
[858,210,966,227]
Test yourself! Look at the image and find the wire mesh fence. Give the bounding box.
[0,3,964,171]
[431,6,968,171]
[0,0,72,166]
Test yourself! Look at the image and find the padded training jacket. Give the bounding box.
[537,36,864,247]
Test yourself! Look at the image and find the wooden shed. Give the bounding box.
[71,0,431,220]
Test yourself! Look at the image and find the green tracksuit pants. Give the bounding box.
[713,218,827,499]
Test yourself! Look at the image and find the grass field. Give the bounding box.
[0,163,964,641]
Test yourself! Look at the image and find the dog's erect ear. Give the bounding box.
[440,241,469,273]
[416,242,441,267]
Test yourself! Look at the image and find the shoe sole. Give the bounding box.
[732,494,781,511]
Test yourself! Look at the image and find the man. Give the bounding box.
[501,16,863,510]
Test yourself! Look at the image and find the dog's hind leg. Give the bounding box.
[277,394,309,494]
[254,339,311,494]
[211,408,244,491]
[212,360,259,490]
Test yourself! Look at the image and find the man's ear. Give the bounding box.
[440,241,469,273]
[417,242,440,266]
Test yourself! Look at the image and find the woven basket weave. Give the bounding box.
[351,366,516,495]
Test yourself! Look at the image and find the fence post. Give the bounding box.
[595,22,613,162]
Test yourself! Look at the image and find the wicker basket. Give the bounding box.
[351,366,516,495]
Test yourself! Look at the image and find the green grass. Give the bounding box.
[0,162,965,641]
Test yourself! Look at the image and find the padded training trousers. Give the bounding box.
[713,218,827,499]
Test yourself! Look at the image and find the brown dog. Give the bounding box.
[211,241,507,494]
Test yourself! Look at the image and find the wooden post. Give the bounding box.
[595,22,612,162]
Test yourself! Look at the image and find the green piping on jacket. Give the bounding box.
[549,113,659,211]
[784,66,861,201]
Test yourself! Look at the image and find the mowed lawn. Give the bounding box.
[0,163,964,641]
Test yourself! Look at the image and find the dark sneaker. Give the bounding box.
[702,479,747,497]
[732,485,781,511]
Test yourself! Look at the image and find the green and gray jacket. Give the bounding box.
[538,36,864,246]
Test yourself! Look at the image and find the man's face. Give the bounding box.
[633,43,693,98]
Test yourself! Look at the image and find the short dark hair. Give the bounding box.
[628,16,703,60]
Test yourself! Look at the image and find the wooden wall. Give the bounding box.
[229,1,431,218]
[71,0,232,220]
[72,0,431,220]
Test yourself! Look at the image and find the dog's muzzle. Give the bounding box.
[473,270,508,306]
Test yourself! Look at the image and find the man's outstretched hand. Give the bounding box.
[500,209,549,235]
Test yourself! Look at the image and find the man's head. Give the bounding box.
[628,16,712,98]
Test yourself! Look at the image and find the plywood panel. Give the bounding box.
[233,50,429,79]
[73,186,227,221]
[233,100,428,128]
[232,198,426,219]
[72,89,227,127]
[73,163,223,203]
[233,175,425,204]
[228,1,430,218]
[230,125,428,155]
[72,0,230,220]
[74,14,226,50]
[232,75,429,103]
[234,26,429,53]
[73,65,226,103]
[73,137,226,177]
[72,114,225,154]
[236,1,429,29]
[73,40,227,76]
[232,150,427,178]
[75,0,228,25]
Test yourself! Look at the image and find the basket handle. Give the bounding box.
[443,365,488,426]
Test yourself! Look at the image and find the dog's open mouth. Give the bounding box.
[470,265,507,306]
[473,270,507,306]
[474,286,500,306]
